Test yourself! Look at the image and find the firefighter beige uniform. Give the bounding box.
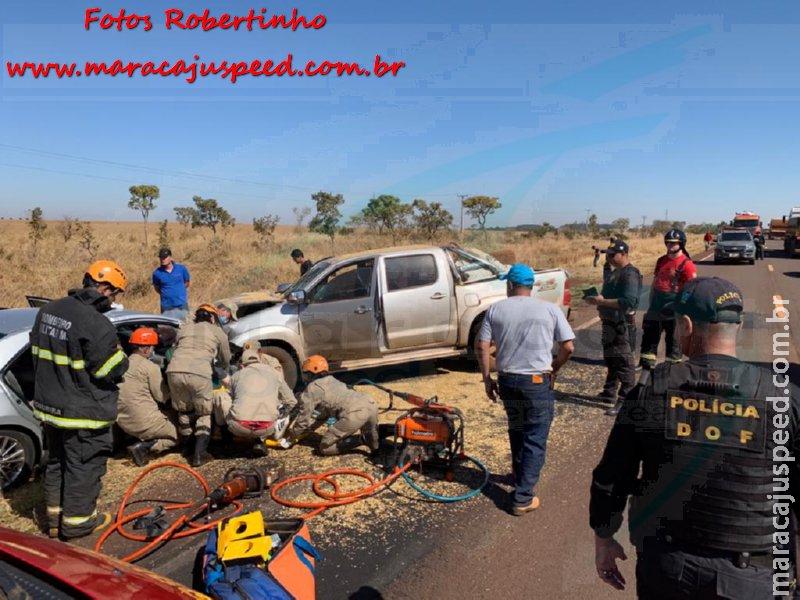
[294,376,379,453]
[214,353,296,439]
[166,320,230,438]
[117,353,178,454]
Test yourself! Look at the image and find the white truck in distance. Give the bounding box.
[221,244,571,387]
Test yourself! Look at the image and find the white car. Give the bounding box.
[0,307,180,491]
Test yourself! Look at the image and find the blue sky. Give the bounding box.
[2,1,799,227]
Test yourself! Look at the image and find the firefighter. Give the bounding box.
[117,327,179,467]
[590,277,799,597]
[31,260,129,539]
[639,229,697,371]
[213,349,296,456]
[166,304,231,467]
[289,355,379,456]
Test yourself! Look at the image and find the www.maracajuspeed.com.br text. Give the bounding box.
[5,54,406,84]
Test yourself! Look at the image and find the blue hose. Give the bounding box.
[399,454,489,502]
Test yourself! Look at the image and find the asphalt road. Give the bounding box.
[378,242,798,600]
[79,242,798,599]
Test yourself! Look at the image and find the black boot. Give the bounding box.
[127,440,157,467]
[249,440,269,458]
[191,435,213,467]
[605,401,623,417]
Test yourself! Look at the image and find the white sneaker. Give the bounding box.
[273,416,290,439]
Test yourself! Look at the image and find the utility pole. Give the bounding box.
[641,215,647,239]
[458,194,469,236]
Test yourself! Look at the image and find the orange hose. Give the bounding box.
[270,464,413,520]
[94,461,244,562]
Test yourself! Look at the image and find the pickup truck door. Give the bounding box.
[299,259,380,361]
[380,253,455,350]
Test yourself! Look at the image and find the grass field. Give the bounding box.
[0,220,704,310]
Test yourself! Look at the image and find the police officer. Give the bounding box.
[289,355,379,455]
[584,240,642,416]
[639,229,697,371]
[166,304,231,467]
[589,277,799,598]
[31,260,130,539]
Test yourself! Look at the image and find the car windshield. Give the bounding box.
[0,309,37,336]
[283,260,331,295]
[721,232,751,242]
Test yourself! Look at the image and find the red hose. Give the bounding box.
[270,463,413,520]
[94,461,244,562]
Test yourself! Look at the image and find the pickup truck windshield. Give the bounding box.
[447,246,504,283]
[283,261,331,295]
[721,232,752,242]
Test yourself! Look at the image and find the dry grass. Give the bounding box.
[0,220,703,310]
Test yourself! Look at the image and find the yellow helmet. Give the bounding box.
[85,260,127,292]
[302,355,328,374]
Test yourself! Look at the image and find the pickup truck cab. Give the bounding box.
[221,244,570,388]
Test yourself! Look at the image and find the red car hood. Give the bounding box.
[0,527,206,599]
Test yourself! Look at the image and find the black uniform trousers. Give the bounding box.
[639,316,681,369]
[44,424,113,538]
[601,319,636,399]
[636,540,775,599]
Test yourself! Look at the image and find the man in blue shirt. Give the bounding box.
[152,248,190,320]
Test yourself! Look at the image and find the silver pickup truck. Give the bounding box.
[220,244,570,387]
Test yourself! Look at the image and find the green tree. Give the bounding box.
[611,217,630,233]
[463,195,502,238]
[174,207,194,227]
[253,214,279,248]
[27,207,47,253]
[412,199,453,240]
[308,191,344,254]
[356,195,413,244]
[180,196,234,236]
[128,184,160,246]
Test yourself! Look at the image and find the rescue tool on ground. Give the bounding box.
[95,462,283,563]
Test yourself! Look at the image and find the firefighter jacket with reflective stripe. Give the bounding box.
[117,352,171,435]
[166,320,230,379]
[590,355,799,553]
[30,287,129,428]
[293,376,376,434]
[228,362,296,423]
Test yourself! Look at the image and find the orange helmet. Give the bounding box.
[302,355,328,374]
[196,303,219,316]
[85,260,127,292]
[130,327,158,346]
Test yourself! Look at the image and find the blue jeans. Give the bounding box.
[497,373,555,508]
[162,305,189,321]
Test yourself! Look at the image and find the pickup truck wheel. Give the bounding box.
[0,430,35,492]
[261,346,299,390]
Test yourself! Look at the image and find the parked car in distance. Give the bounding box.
[0,307,180,491]
[220,244,571,388]
[714,229,756,265]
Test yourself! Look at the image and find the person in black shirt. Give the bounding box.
[589,277,799,598]
[290,248,313,276]
[585,239,642,415]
